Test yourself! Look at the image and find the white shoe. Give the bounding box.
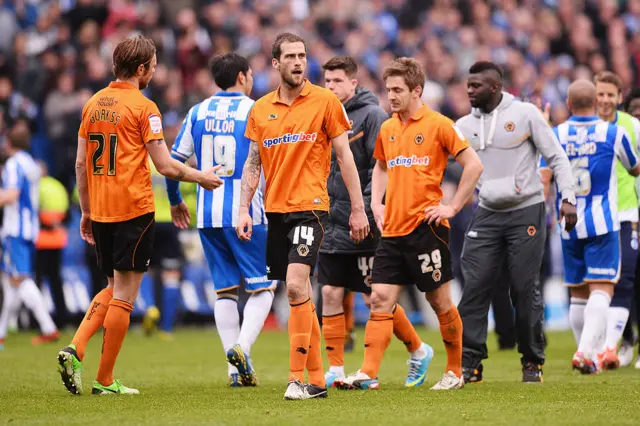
[635,356,640,369]
[618,341,635,367]
[283,380,306,400]
[335,370,379,390]
[431,370,464,390]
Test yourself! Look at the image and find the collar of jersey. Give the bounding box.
[568,115,600,124]
[271,79,312,104]
[392,104,429,122]
[109,81,136,90]
[214,91,245,98]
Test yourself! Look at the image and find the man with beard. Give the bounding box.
[455,61,577,383]
[236,33,369,401]
[56,35,222,396]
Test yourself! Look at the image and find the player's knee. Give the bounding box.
[322,285,343,308]
[362,293,372,309]
[425,282,453,314]
[589,282,614,297]
[369,288,394,312]
[286,281,308,303]
[9,276,23,287]
[570,285,590,300]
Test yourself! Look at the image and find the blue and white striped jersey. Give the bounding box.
[547,115,639,239]
[167,92,266,228]
[1,151,40,241]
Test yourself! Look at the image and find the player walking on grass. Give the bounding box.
[319,56,434,389]
[337,58,484,391]
[592,72,640,370]
[541,80,640,375]
[236,33,369,401]
[0,120,60,350]
[57,35,222,396]
[167,53,276,388]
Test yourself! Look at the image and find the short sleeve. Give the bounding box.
[2,159,19,189]
[324,93,351,140]
[439,118,470,156]
[172,106,196,161]
[140,101,164,144]
[78,103,89,139]
[244,108,259,143]
[373,131,386,162]
[614,126,639,171]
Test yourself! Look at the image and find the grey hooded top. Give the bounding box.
[455,92,576,212]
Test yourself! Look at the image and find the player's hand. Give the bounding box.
[535,98,551,123]
[80,213,95,246]
[236,212,253,241]
[560,200,578,232]
[424,204,457,226]
[349,208,370,243]
[199,166,224,191]
[372,203,385,233]
[170,202,191,230]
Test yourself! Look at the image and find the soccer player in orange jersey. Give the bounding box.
[56,35,222,395]
[236,33,369,400]
[337,58,484,391]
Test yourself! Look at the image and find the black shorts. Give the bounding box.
[265,211,327,281]
[150,222,183,270]
[92,212,155,278]
[371,222,452,292]
[317,253,374,294]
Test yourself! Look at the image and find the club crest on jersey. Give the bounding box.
[415,133,424,145]
[505,122,516,132]
[527,226,537,237]
[297,244,310,257]
[432,269,442,282]
[268,113,278,120]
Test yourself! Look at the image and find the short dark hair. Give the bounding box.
[272,32,306,60]
[469,61,504,79]
[209,53,250,90]
[322,56,358,79]
[594,71,623,93]
[8,118,31,151]
[112,35,156,79]
[624,88,640,111]
[382,57,426,92]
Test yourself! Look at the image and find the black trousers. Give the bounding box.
[459,203,546,367]
[35,248,69,327]
[450,205,516,349]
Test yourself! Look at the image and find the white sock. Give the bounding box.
[410,342,428,360]
[17,278,57,335]
[578,290,611,358]
[0,278,21,339]
[604,306,630,351]
[215,297,240,375]
[329,365,345,376]
[569,297,587,346]
[238,290,274,355]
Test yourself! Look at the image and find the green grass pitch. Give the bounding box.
[1,328,640,425]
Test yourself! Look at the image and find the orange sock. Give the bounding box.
[360,312,393,379]
[322,313,345,367]
[343,292,355,333]
[437,306,463,377]
[71,287,113,361]
[306,304,325,387]
[96,299,133,386]
[392,304,422,353]
[288,298,313,383]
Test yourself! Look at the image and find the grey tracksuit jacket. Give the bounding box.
[455,92,576,212]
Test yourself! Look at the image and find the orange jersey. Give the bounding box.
[245,79,350,213]
[374,105,469,237]
[78,81,164,223]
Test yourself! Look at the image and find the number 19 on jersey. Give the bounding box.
[202,134,236,176]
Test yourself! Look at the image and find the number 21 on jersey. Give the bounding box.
[202,134,236,176]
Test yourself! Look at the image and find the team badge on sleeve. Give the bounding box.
[149,114,163,134]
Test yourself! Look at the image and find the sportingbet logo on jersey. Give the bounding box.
[262,132,318,148]
[387,155,430,168]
